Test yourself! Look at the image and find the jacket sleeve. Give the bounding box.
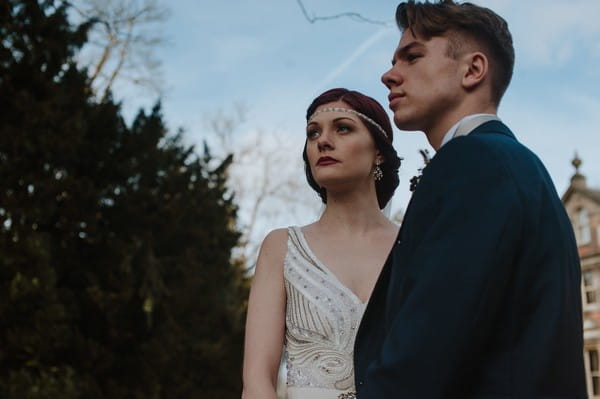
[358,138,525,398]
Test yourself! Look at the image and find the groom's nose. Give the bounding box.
[382,65,402,89]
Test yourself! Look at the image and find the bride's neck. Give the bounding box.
[318,191,387,233]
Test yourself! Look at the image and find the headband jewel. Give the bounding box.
[308,107,390,141]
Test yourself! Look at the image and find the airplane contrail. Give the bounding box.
[311,26,394,96]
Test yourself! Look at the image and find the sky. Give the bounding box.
[115,0,600,239]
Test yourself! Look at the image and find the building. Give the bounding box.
[562,155,600,398]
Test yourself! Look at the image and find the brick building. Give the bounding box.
[562,155,600,398]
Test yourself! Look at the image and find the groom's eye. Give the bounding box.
[407,53,422,62]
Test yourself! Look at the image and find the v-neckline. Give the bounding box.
[295,226,395,306]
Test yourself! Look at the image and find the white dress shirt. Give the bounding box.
[439,113,500,149]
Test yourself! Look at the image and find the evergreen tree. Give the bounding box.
[0,1,248,397]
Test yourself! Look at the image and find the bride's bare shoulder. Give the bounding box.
[256,228,289,268]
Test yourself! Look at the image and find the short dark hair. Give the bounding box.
[396,0,515,105]
[303,88,401,209]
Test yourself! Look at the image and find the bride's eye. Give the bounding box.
[337,125,351,134]
[307,128,320,140]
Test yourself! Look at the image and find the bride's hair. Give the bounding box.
[303,88,401,209]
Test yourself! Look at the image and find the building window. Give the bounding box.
[589,349,600,396]
[583,270,597,305]
[577,208,591,245]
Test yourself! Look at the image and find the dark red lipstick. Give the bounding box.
[317,156,340,166]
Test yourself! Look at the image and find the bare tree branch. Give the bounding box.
[296,0,392,26]
[88,35,115,84]
[101,20,133,101]
[204,110,319,269]
[69,0,169,99]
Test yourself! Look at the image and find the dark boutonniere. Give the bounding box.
[409,149,431,192]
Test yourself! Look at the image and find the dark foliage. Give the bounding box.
[0,1,248,397]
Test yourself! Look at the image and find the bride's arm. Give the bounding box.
[241,228,288,399]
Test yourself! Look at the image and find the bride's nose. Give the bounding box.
[317,130,334,152]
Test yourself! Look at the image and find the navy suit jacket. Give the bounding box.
[354,121,587,398]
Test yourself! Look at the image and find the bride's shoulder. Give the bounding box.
[262,228,289,247]
[256,228,289,269]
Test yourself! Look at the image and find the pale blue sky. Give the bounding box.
[117,0,600,226]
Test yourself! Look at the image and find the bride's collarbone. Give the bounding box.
[314,240,390,281]
[301,225,397,280]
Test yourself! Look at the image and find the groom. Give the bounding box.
[354,1,587,398]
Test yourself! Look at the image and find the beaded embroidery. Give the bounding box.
[308,107,390,141]
[284,226,366,392]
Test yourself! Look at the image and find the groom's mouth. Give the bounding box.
[388,92,405,109]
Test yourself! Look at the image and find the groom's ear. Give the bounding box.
[461,51,488,90]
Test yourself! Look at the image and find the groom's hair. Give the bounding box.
[396,0,514,106]
[303,88,401,210]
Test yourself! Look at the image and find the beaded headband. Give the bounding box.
[307,107,390,141]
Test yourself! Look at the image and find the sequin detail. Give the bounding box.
[284,226,366,392]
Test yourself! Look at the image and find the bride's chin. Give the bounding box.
[315,176,349,189]
[318,178,364,194]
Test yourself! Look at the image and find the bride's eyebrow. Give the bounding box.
[332,117,358,124]
[307,116,359,128]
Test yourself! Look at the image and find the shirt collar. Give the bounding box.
[439,113,498,149]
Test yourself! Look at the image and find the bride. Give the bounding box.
[242,88,401,399]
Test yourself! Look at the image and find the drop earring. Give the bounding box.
[373,164,383,181]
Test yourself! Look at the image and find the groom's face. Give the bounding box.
[382,29,464,136]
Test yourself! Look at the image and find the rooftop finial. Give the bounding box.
[570,152,586,189]
[572,152,582,174]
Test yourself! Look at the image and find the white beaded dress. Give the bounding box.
[284,226,366,399]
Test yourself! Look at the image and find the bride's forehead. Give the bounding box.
[316,100,349,111]
[308,102,361,124]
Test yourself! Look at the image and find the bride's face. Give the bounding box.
[305,101,381,191]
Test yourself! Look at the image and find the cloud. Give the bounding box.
[508,1,600,68]
[563,91,600,116]
[501,89,600,194]
[211,35,266,72]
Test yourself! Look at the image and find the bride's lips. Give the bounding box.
[317,156,340,166]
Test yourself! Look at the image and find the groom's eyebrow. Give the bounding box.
[392,41,425,64]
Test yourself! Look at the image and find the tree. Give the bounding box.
[69,0,169,100]
[0,1,247,397]
[205,109,320,267]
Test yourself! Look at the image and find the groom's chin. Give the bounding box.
[393,116,418,132]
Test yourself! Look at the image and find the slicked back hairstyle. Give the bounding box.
[396,0,515,106]
[303,88,401,209]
